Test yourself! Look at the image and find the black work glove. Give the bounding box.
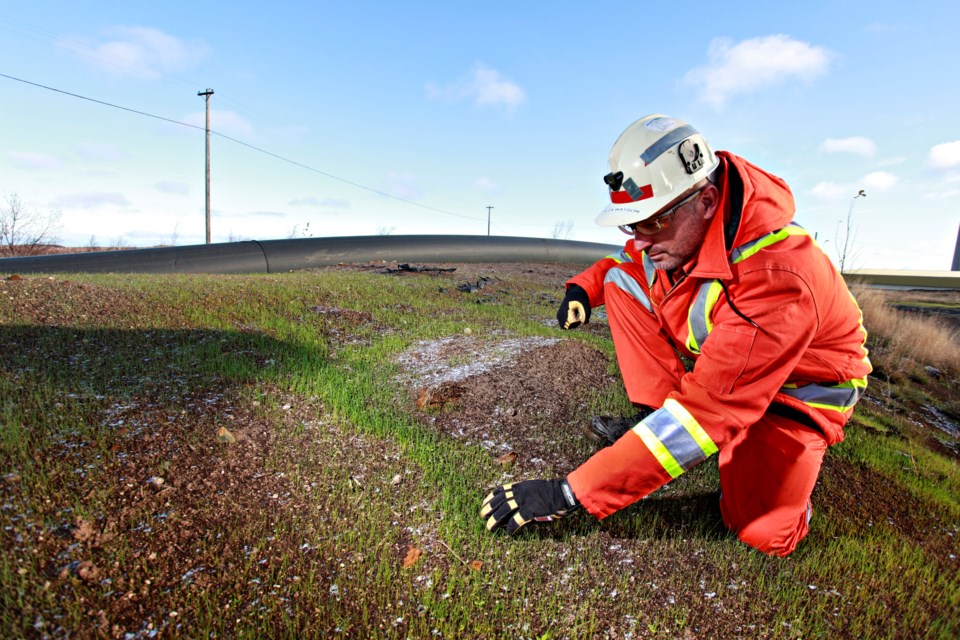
[480,479,580,534]
[556,284,591,330]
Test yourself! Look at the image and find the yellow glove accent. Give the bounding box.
[565,301,587,329]
[480,492,496,518]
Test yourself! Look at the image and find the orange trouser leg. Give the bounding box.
[603,267,685,408]
[718,412,827,556]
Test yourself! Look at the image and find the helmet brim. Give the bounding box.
[595,195,675,227]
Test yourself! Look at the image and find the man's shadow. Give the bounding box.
[535,490,729,543]
[2,323,324,402]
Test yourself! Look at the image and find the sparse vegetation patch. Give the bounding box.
[1,266,957,639]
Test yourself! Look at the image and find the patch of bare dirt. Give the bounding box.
[0,275,191,328]
[1,386,300,636]
[2,379,432,638]
[397,333,616,475]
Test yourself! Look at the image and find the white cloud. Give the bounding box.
[8,151,63,170]
[64,26,209,78]
[289,196,350,209]
[928,140,960,170]
[474,176,499,192]
[238,211,287,218]
[384,172,423,200]
[50,192,130,209]
[76,143,127,162]
[922,188,960,200]
[156,181,190,195]
[685,34,831,108]
[861,171,898,192]
[810,171,897,200]
[820,137,877,157]
[182,110,255,138]
[810,182,849,200]
[426,63,526,113]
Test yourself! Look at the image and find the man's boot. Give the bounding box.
[586,408,654,447]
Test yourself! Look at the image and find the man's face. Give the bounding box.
[631,184,718,271]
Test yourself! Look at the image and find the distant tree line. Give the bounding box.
[1,193,62,257]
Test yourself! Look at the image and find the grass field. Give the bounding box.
[1,264,958,639]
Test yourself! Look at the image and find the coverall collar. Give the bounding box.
[685,152,797,281]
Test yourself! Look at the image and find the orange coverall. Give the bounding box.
[566,152,872,556]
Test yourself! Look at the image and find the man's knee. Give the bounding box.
[731,507,811,557]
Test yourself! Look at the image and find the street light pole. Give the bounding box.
[486,205,493,236]
[198,88,214,244]
[839,189,866,273]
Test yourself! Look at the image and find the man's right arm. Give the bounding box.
[563,242,634,314]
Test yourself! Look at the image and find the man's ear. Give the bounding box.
[700,183,721,221]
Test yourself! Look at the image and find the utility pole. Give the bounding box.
[952,222,960,271]
[486,205,494,236]
[198,88,214,244]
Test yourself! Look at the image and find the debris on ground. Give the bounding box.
[382,263,457,274]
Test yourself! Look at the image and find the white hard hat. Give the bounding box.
[596,114,719,227]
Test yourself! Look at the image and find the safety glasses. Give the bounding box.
[619,188,704,236]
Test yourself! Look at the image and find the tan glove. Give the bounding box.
[556,285,591,330]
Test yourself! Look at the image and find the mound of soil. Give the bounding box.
[398,334,617,475]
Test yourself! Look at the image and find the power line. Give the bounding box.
[0,71,485,224]
[0,71,206,130]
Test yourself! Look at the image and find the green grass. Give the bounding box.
[1,269,958,639]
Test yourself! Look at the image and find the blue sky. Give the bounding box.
[1,1,958,269]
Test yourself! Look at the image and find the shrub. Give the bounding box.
[851,283,960,378]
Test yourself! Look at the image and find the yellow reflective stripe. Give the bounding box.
[686,280,724,354]
[632,399,718,478]
[663,399,719,457]
[686,225,811,354]
[632,422,685,478]
[731,225,808,264]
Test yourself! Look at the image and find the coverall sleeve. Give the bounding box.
[568,267,822,519]
[566,242,634,309]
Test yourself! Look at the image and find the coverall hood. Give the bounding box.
[690,151,797,280]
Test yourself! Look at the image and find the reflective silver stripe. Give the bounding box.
[605,250,633,264]
[634,401,717,475]
[641,252,657,287]
[780,379,866,411]
[687,281,721,354]
[604,268,652,312]
[640,124,699,165]
[644,408,708,471]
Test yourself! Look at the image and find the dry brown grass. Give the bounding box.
[852,283,960,377]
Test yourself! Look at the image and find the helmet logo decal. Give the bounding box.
[643,117,679,132]
[678,139,704,175]
[609,177,653,204]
